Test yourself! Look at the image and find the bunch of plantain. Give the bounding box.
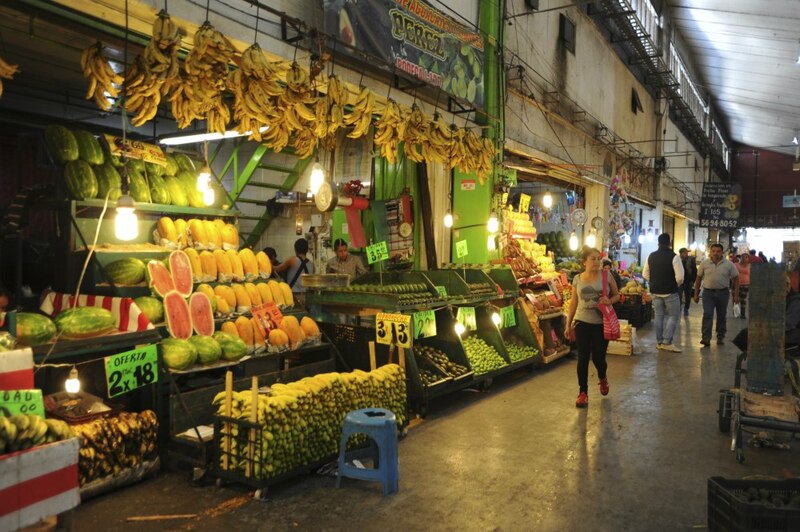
[344,85,375,139]
[80,42,123,111]
[71,410,158,486]
[419,113,452,165]
[212,365,406,480]
[0,414,74,454]
[401,104,428,163]
[312,75,347,150]
[262,62,316,153]
[229,43,283,142]
[125,11,182,127]
[171,22,234,131]
[0,55,20,99]
[373,99,406,164]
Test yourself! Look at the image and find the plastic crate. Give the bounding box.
[707,477,800,531]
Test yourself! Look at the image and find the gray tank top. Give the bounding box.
[572,273,608,324]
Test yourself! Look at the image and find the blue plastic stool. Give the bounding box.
[336,408,399,495]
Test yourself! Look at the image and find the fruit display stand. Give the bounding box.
[519,283,572,364]
[423,269,473,305]
[485,265,520,298]
[306,271,446,313]
[493,299,543,369]
[441,266,503,302]
[613,294,652,328]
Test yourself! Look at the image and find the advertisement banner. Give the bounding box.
[324,0,484,107]
[700,182,741,229]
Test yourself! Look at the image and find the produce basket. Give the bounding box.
[707,477,800,531]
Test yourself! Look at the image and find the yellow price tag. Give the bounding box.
[375,312,412,348]
[519,193,531,213]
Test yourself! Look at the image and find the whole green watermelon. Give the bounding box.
[64,160,98,200]
[134,296,164,324]
[174,153,195,173]
[128,171,151,203]
[213,332,247,361]
[95,162,122,201]
[161,338,198,370]
[100,138,122,167]
[188,335,222,365]
[164,153,179,176]
[15,312,57,346]
[54,307,116,338]
[105,257,146,285]
[145,161,166,178]
[164,176,188,206]
[45,125,79,164]
[73,129,104,165]
[126,158,146,174]
[148,174,171,205]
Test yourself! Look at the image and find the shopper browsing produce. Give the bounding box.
[274,238,315,304]
[565,247,620,407]
[326,238,367,279]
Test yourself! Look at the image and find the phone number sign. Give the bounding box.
[105,344,159,398]
[700,182,741,229]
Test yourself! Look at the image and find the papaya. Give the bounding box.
[235,316,255,351]
[213,249,234,282]
[203,219,223,250]
[300,316,321,337]
[188,219,209,249]
[231,283,252,313]
[244,282,262,306]
[226,249,245,281]
[256,282,273,304]
[268,280,286,307]
[184,248,203,283]
[255,251,272,278]
[278,315,305,348]
[251,317,267,351]
[279,282,294,308]
[220,224,239,249]
[199,250,218,282]
[220,320,239,338]
[214,285,237,308]
[268,328,289,349]
[239,248,259,281]
[214,296,231,315]
[196,283,216,301]
[157,217,178,248]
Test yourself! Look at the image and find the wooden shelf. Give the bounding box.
[73,199,239,218]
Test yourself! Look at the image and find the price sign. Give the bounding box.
[366,241,389,264]
[103,134,166,166]
[413,310,437,339]
[435,285,448,298]
[501,305,517,328]
[455,239,469,259]
[456,306,477,331]
[375,313,411,348]
[253,302,284,330]
[519,193,531,213]
[0,389,44,417]
[105,345,158,398]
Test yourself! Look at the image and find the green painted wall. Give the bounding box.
[451,169,491,264]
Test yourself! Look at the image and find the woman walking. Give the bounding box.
[565,247,621,407]
[735,252,751,318]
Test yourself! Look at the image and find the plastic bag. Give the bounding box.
[733,302,741,318]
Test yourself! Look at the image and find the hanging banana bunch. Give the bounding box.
[344,86,375,139]
[476,136,496,184]
[172,22,234,131]
[0,55,19,99]
[373,99,406,164]
[125,11,182,127]
[400,104,428,164]
[419,113,452,165]
[80,42,123,111]
[312,75,347,150]
[269,62,316,154]
[229,43,283,141]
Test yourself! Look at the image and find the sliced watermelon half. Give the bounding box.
[168,250,194,297]
[189,292,215,336]
[164,290,193,340]
[147,260,175,298]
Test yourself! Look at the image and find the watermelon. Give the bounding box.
[147,260,175,297]
[213,331,248,361]
[188,335,222,365]
[45,125,79,164]
[100,137,122,167]
[145,161,166,177]
[95,162,122,201]
[164,290,193,339]
[134,296,164,324]
[73,129,104,165]
[160,338,197,370]
[126,158,146,174]
[189,292,214,336]
[168,250,194,297]
[164,177,188,206]
[54,307,116,338]
[174,153,196,173]
[164,153,179,176]
[128,171,151,203]
[64,160,99,200]
[15,312,57,346]
[148,174,171,204]
[105,257,146,285]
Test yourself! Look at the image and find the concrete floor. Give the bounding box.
[74,306,800,531]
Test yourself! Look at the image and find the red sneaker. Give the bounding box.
[599,378,609,396]
[575,392,588,408]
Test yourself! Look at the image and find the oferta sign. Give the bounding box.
[324,0,484,107]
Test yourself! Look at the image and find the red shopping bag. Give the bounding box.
[600,271,621,340]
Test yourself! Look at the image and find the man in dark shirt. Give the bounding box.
[643,234,684,352]
[679,248,697,316]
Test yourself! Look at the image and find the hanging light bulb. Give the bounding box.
[203,186,215,206]
[115,194,138,241]
[196,165,212,193]
[569,231,579,251]
[487,234,496,250]
[585,230,596,248]
[65,366,80,394]
[622,233,631,244]
[308,161,326,195]
[699,243,706,252]
[444,212,454,228]
[638,233,645,244]
[543,190,553,209]
[487,212,499,234]
[491,312,501,326]
[690,241,697,251]
[454,322,466,336]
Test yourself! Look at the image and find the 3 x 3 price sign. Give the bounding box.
[375,312,412,348]
[105,345,159,398]
[0,389,44,417]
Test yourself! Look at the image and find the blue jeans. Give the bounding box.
[653,292,681,344]
[702,289,729,341]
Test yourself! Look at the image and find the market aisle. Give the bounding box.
[75,306,799,531]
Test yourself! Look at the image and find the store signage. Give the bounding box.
[104,345,158,398]
[252,302,283,333]
[455,239,468,258]
[518,193,531,213]
[366,241,389,264]
[456,306,477,331]
[323,0,485,108]
[782,194,800,208]
[700,182,741,229]
[435,285,448,298]
[0,389,45,417]
[103,134,166,166]
[500,305,516,328]
[461,179,476,191]
[413,310,437,339]
[375,312,412,348]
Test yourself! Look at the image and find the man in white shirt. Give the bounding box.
[643,233,685,352]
